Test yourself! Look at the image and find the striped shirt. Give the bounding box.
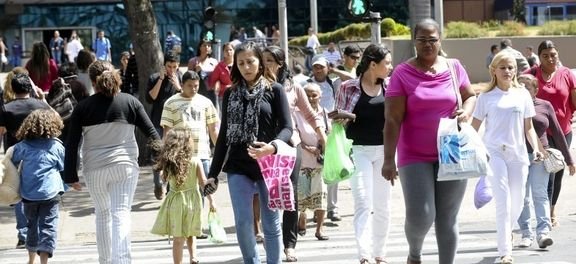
[161,93,219,159]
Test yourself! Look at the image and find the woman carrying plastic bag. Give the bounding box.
[322,123,354,185]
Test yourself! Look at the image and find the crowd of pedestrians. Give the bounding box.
[1,18,576,264]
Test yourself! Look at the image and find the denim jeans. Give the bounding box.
[518,154,551,239]
[227,173,281,264]
[23,198,60,257]
[15,201,28,241]
[52,50,62,65]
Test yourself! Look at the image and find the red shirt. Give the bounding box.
[528,66,576,135]
[207,61,232,97]
[26,59,59,92]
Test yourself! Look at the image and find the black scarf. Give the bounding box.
[226,78,266,145]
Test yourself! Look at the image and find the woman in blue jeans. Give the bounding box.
[204,41,292,264]
[516,74,575,249]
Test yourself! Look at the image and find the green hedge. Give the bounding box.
[288,18,410,46]
[538,20,576,35]
[496,21,526,36]
[444,21,488,38]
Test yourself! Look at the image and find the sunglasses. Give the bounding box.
[415,38,440,45]
[349,55,361,60]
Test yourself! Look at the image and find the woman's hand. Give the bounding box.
[332,118,350,126]
[204,178,218,195]
[568,164,576,176]
[533,150,545,162]
[247,141,275,160]
[381,161,398,186]
[303,144,321,156]
[452,109,470,123]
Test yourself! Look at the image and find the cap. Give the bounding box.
[312,56,328,67]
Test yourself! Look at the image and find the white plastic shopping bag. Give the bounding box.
[437,118,489,181]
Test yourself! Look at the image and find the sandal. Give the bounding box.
[298,228,306,236]
[190,258,200,264]
[284,248,298,262]
[500,255,513,264]
[375,257,388,264]
[551,217,559,227]
[360,258,371,264]
[315,232,329,240]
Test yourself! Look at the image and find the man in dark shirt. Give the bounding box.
[0,73,52,248]
[146,52,182,200]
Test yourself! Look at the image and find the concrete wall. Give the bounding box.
[386,36,576,83]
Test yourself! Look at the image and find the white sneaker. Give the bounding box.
[538,235,554,249]
[517,237,532,248]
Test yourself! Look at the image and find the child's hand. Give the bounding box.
[69,182,82,191]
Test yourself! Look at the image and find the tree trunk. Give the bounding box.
[123,0,163,164]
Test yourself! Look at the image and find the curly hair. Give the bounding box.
[3,67,29,103]
[154,128,195,187]
[96,70,122,97]
[16,109,63,140]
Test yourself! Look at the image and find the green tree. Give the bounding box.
[510,0,527,24]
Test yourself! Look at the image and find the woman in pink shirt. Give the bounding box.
[382,19,476,264]
[26,42,58,93]
[526,40,576,227]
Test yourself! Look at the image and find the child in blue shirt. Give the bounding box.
[11,109,80,264]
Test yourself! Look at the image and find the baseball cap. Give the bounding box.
[312,56,328,67]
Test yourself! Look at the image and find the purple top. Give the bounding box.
[530,98,574,165]
[386,59,471,167]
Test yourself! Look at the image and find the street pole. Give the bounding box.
[370,12,381,44]
[434,0,444,35]
[278,0,289,65]
[310,0,318,33]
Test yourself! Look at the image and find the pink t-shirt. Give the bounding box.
[386,59,471,167]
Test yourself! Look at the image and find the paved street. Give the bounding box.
[1,165,575,263]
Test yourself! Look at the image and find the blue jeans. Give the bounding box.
[227,173,281,264]
[52,50,62,65]
[518,154,551,239]
[15,201,28,241]
[23,198,60,257]
[11,55,21,67]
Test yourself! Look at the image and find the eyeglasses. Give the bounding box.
[415,38,440,45]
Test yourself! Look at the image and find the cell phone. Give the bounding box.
[248,142,261,148]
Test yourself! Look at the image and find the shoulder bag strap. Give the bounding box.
[447,58,462,109]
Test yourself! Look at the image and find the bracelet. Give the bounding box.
[270,141,278,154]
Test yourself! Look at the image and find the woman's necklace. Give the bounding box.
[541,66,556,82]
[415,57,437,73]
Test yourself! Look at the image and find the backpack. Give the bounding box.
[47,78,77,121]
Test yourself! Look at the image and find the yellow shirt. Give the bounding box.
[161,93,219,159]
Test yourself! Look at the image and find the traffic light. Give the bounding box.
[347,0,370,18]
[202,6,216,41]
